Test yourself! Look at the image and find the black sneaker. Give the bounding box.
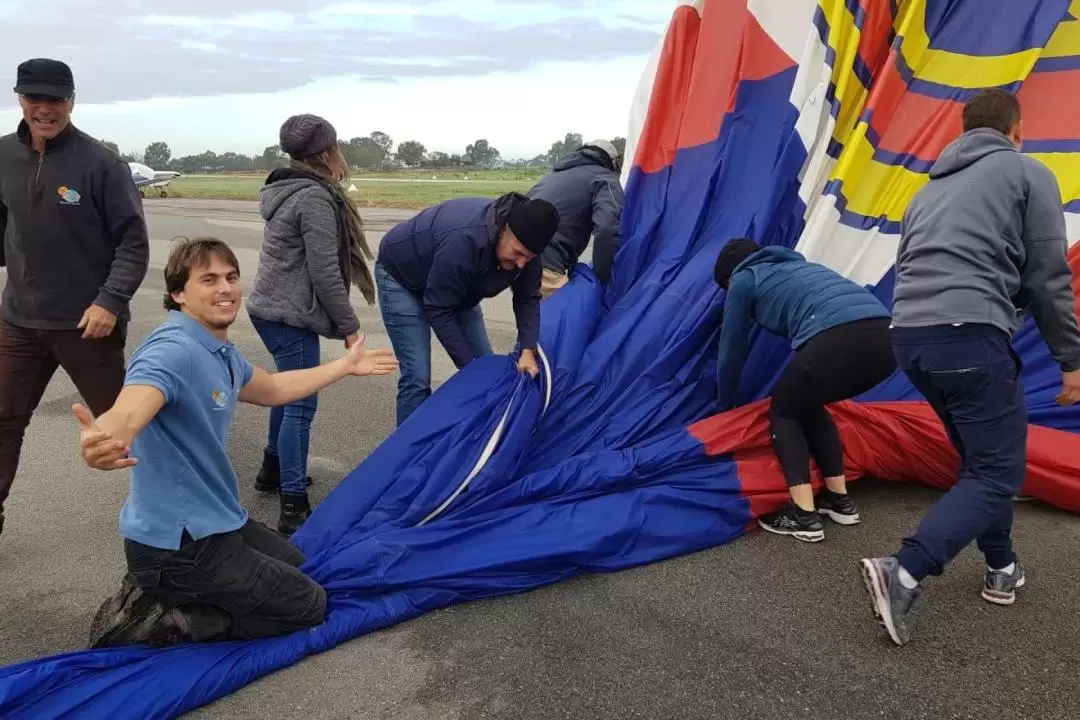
[757,502,825,543]
[278,492,312,536]
[981,561,1026,605]
[254,449,314,492]
[817,490,860,525]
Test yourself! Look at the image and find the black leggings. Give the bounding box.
[769,317,897,488]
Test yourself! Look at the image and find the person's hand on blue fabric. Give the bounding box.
[1058,369,1080,406]
[342,333,399,377]
[517,348,540,377]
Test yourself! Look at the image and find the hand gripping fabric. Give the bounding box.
[3,1,1080,717]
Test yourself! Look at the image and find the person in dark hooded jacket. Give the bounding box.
[713,239,895,544]
[527,139,624,297]
[375,192,559,425]
[245,113,378,535]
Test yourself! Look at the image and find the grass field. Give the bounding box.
[162,168,547,208]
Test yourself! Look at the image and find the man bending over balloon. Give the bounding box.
[74,236,398,648]
[374,191,560,426]
[713,239,896,543]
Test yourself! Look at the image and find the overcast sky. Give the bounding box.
[0,0,672,160]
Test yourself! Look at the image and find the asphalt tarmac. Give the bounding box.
[0,199,1076,719]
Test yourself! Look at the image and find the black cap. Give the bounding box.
[507,199,560,255]
[14,58,74,99]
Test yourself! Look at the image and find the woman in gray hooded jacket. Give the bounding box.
[245,114,376,535]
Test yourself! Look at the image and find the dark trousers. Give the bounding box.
[892,324,1027,580]
[769,317,897,487]
[0,319,126,510]
[124,518,327,641]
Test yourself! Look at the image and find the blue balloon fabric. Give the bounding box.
[4,1,1080,717]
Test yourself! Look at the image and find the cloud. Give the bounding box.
[1,0,667,105]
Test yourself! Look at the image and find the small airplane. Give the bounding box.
[129,162,181,198]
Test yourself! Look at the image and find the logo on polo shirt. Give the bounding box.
[211,389,228,408]
[57,186,81,205]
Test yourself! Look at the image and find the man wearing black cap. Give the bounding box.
[375,191,559,425]
[0,58,149,537]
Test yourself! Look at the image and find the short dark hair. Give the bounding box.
[714,238,761,289]
[162,236,239,311]
[962,88,1021,135]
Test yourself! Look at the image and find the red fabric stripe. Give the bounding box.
[1016,68,1080,143]
[855,0,894,82]
[683,0,749,142]
[633,2,796,174]
[864,60,1080,164]
[865,55,963,161]
[633,5,704,175]
[689,400,1080,520]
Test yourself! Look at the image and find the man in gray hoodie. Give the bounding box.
[860,88,1080,646]
[527,139,623,297]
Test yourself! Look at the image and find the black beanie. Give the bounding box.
[279,114,338,159]
[507,199,560,254]
[714,238,761,288]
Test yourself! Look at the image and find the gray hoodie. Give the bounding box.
[245,172,360,340]
[893,128,1080,372]
[527,146,623,283]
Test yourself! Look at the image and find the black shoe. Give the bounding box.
[817,490,860,525]
[88,583,170,648]
[254,449,281,491]
[254,450,313,492]
[278,492,312,536]
[0,506,4,537]
[757,501,825,543]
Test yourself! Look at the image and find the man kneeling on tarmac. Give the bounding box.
[78,236,398,647]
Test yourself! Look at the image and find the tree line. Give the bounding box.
[104,132,627,174]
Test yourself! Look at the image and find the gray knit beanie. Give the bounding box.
[279,114,338,159]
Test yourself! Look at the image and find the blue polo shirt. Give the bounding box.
[117,310,255,550]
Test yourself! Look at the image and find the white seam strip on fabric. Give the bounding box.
[537,342,552,419]
[416,378,523,526]
[416,343,549,526]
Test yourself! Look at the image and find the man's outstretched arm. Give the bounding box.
[74,336,191,470]
[239,334,397,407]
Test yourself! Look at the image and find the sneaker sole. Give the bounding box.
[757,518,824,543]
[859,558,906,646]
[821,508,860,526]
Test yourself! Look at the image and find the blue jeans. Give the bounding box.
[374,262,493,425]
[250,317,321,495]
[891,324,1028,580]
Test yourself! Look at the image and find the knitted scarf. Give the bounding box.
[289,159,376,307]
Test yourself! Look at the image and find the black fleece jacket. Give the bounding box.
[0,121,149,329]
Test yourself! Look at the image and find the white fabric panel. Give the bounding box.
[785,16,837,211]
[1067,212,1080,250]
[748,0,820,64]
[794,195,899,287]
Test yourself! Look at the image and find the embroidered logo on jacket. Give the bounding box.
[57,186,81,205]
